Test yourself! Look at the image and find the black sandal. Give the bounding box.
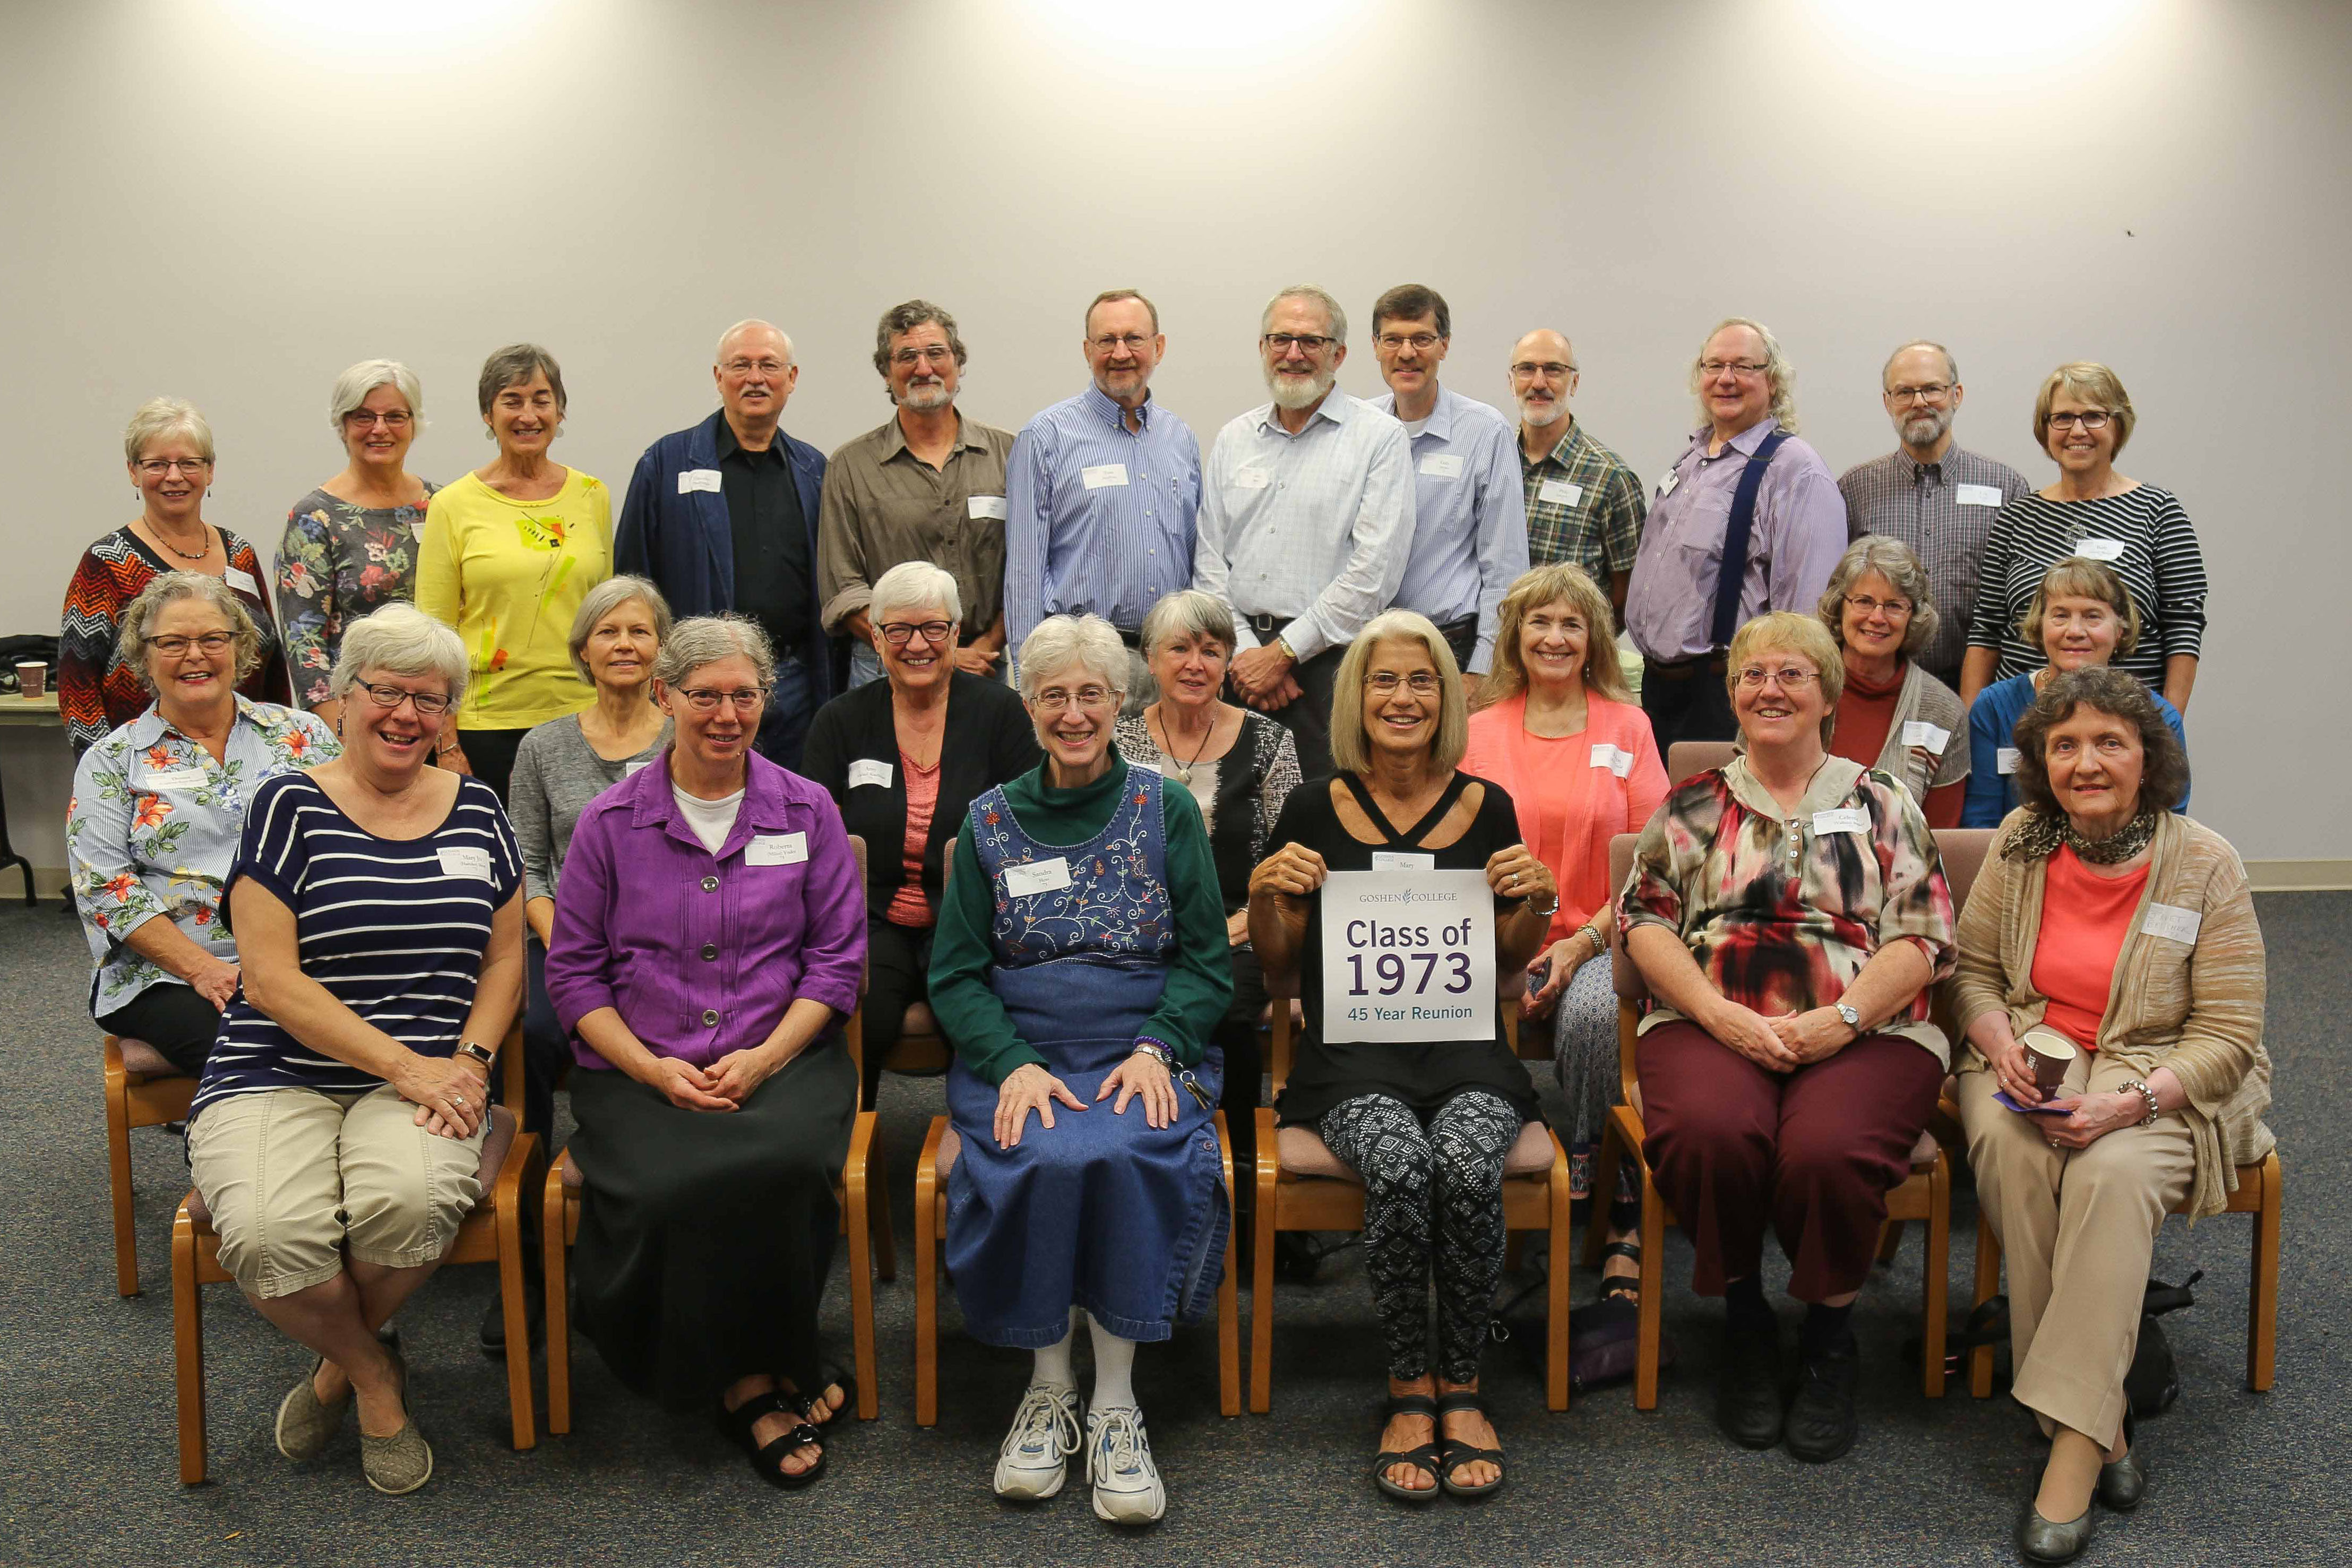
[1434,1390,1506,1498]
[1597,1238,1643,1305]
[718,1390,828,1489]
[1372,1395,1443,1504]
[785,1363,858,1431]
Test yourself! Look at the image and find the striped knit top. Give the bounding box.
[191,771,522,1118]
[1964,486,2209,686]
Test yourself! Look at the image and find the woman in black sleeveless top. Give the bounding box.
[1250,611,1556,1503]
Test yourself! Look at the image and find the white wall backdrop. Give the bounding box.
[3,0,2346,875]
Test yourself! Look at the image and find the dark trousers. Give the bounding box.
[1640,658,1737,753]
[1263,644,1348,781]
[1214,944,1270,1193]
[520,936,574,1141]
[1636,1020,1943,1302]
[860,916,938,1108]
[1434,616,1478,675]
[454,726,532,808]
[755,651,816,774]
[97,981,220,1075]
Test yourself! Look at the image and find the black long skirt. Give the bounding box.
[568,1040,855,1408]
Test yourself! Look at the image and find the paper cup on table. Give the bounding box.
[2021,1026,2078,1092]
[14,662,45,699]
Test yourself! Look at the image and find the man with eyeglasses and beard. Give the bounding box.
[818,300,1016,692]
[1835,341,2029,691]
[1510,328,1647,627]
[617,320,832,768]
[1192,285,1415,780]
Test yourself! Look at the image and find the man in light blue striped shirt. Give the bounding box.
[1004,290,1201,692]
[1193,284,1415,778]
[1366,284,1529,676]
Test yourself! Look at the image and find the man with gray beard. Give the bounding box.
[1510,329,1647,626]
[1192,284,1414,778]
[1836,341,2028,689]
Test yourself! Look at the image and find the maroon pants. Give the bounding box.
[1636,1020,1943,1303]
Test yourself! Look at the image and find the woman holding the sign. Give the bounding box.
[1816,536,1970,828]
[1950,667,2268,1562]
[1962,558,2188,829]
[546,615,866,1489]
[1252,609,1556,1502]
[927,613,1231,1526]
[1620,611,1955,1465]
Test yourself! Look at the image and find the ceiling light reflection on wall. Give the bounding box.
[1809,0,2150,72]
[225,0,562,61]
[1024,0,1372,59]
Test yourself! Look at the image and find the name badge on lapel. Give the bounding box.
[1900,720,1952,754]
[1589,743,1634,778]
[1369,851,1435,872]
[1081,463,1130,489]
[1811,807,1870,836]
[848,759,893,790]
[746,833,808,866]
[678,469,723,495]
[437,846,493,881]
[142,765,209,791]
[1537,478,1583,507]
[1418,453,1464,479]
[1004,857,1073,897]
[2140,903,2201,944]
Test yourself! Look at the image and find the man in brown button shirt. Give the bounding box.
[817,299,1016,686]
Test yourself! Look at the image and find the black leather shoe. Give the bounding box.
[479,1274,546,1358]
[2098,1448,2146,1511]
[2018,1502,2097,1564]
[1784,1339,1860,1462]
[1717,1322,1785,1450]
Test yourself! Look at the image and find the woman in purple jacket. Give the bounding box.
[545,614,865,1490]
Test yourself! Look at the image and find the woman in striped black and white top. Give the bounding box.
[1960,363,2208,715]
[186,602,524,1497]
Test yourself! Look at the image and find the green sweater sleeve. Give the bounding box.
[926,816,1048,1088]
[1137,781,1234,1070]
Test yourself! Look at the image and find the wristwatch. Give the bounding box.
[456,1040,497,1072]
[1834,1003,1861,1036]
[1272,635,1297,662]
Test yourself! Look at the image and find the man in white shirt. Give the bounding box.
[1193,284,1415,777]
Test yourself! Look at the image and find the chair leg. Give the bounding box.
[844,1122,878,1423]
[1249,1113,1278,1415]
[1583,1124,1620,1270]
[1922,1157,1950,1399]
[544,1180,572,1437]
[1216,1112,1239,1418]
[2248,1153,2280,1393]
[498,1143,539,1451]
[172,1208,207,1485]
[1876,1219,1905,1265]
[1547,1143,1572,1412]
[1635,1160,1665,1412]
[107,1058,140,1297]
[1970,1208,2001,1399]
[913,1119,942,1428]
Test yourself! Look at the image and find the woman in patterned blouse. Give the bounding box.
[1620,611,1956,1466]
[276,361,438,726]
[68,573,337,1072]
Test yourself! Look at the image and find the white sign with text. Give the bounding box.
[1319,869,1497,1044]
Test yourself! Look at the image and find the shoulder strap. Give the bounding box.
[1709,429,1790,651]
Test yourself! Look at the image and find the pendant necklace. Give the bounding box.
[1157,710,1216,786]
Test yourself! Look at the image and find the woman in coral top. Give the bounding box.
[1462,564,1666,1299]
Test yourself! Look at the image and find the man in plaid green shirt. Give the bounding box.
[1511,328,1647,623]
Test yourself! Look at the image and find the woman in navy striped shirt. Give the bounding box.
[186,604,524,1497]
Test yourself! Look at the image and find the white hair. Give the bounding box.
[715,318,796,365]
[1261,283,1348,346]
[1018,614,1126,702]
[655,614,776,690]
[1882,339,1958,387]
[330,602,469,710]
[567,574,673,682]
[871,560,961,626]
[123,396,214,466]
[327,359,424,435]
[1138,589,1236,657]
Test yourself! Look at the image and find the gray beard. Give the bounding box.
[1519,398,1566,429]
[900,384,955,411]
[1265,367,1334,411]
[1900,410,1951,449]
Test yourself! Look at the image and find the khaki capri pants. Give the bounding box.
[187,1084,488,1299]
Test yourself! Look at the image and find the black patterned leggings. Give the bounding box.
[1317,1089,1521,1383]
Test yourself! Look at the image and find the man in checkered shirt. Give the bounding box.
[1509,328,1646,625]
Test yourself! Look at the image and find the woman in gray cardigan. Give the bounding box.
[1818,535,1971,826]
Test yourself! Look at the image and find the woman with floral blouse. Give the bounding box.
[68,573,338,1072]
[275,360,438,728]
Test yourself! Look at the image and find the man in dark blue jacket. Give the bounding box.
[617,319,834,768]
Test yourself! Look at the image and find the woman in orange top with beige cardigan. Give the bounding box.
[1952,666,2270,1563]
[1462,564,1667,1295]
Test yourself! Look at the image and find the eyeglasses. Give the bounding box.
[2046,411,2112,431]
[1842,594,1914,618]
[1735,666,1821,689]
[1365,671,1441,696]
[356,680,452,715]
[1262,333,1337,355]
[674,686,769,712]
[149,632,234,657]
[890,344,957,369]
[1699,359,1770,379]
[1375,332,1442,352]
[880,619,953,647]
[342,409,414,429]
[1885,383,1953,403]
[721,357,791,376]
[1510,361,1578,381]
[1088,333,1152,355]
[136,458,212,477]
[1032,685,1116,712]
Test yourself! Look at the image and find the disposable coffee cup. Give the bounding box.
[14,661,45,700]
[2022,1026,2078,1092]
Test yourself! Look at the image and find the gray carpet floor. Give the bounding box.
[3,893,2344,1566]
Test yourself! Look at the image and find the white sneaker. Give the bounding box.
[994,1382,1082,1501]
[1085,1406,1166,1524]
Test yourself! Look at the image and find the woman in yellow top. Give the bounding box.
[417,343,613,804]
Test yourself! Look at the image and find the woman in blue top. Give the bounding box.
[185,603,524,1497]
[1963,558,2187,828]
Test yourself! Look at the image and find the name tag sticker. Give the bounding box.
[967,494,1008,521]
[848,758,893,790]
[1370,851,1436,872]
[1081,463,1130,490]
[1901,720,1952,754]
[1537,478,1583,507]
[1418,453,1465,479]
[2141,903,2202,944]
[1954,483,2004,507]
[1656,471,1681,499]
[1232,468,1272,491]
[410,518,429,541]
[223,566,261,596]
[623,757,654,776]
[1997,747,2021,775]
[1003,856,1073,897]
[677,469,723,495]
[1589,743,1634,777]
[1812,807,1871,836]
[141,765,208,791]
[436,846,493,881]
[2074,537,2126,562]
[746,832,808,866]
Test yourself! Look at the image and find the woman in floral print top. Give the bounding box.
[275,360,438,727]
[68,574,338,1073]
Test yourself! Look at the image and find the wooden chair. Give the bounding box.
[1666,740,1738,787]
[913,1112,1242,1426]
[1590,830,1992,1408]
[172,1025,543,1484]
[1248,974,1572,1414]
[104,1033,196,1296]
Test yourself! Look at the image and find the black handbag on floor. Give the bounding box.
[2127,1269,2201,1417]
